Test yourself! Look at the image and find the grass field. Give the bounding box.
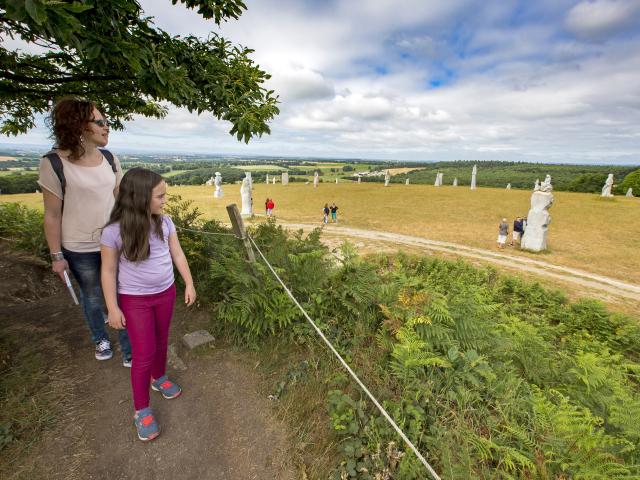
[4,183,639,284]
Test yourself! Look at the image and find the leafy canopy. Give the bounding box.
[0,0,279,142]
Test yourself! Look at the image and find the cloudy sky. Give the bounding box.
[8,0,640,163]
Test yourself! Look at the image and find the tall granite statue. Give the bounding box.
[534,179,540,191]
[384,170,390,187]
[282,172,289,185]
[205,176,214,186]
[358,176,361,184]
[601,174,614,197]
[213,172,223,198]
[626,188,633,197]
[240,177,252,216]
[521,176,554,252]
[453,178,458,187]
[405,178,410,185]
[506,183,511,190]
[335,177,339,184]
[265,174,269,184]
[313,171,319,188]
[470,165,477,190]
[434,173,440,186]
[272,177,276,185]
[245,172,253,190]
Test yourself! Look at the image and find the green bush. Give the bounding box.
[0,202,47,258]
[619,168,640,196]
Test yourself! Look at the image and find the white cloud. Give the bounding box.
[566,0,640,41]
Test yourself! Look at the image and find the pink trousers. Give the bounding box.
[119,284,176,411]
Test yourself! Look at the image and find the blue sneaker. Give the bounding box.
[95,339,113,361]
[134,407,160,442]
[151,375,182,399]
[122,356,132,368]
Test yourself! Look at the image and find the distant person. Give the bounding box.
[511,216,524,247]
[330,203,338,223]
[267,198,275,216]
[323,203,330,224]
[264,198,269,215]
[101,168,196,442]
[497,218,509,249]
[38,96,131,366]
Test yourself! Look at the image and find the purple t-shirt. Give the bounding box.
[101,216,175,295]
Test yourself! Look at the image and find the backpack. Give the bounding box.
[44,148,118,199]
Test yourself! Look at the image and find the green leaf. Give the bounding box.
[25,0,47,25]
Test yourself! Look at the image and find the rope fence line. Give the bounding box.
[246,234,442,480]
[173,224,441,480]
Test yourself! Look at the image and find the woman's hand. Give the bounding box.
[184,284,197,306]
[51,258,69,281]
[107,308,126,329]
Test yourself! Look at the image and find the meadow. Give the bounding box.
[4,182,640,284]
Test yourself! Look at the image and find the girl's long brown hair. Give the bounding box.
[48,96,96,160]
[106,168,165,262]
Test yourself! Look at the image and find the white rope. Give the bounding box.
[247,234,442,480]
[175,226,237,237]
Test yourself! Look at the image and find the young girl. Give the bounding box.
[101,168,196,442]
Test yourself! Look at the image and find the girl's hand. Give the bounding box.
[184,284,197,306]
[107,308,126,329]
[52,258,69,281]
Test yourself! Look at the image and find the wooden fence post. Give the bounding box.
[226,204,256,262]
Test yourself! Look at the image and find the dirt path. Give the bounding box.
[281,223,640,302]
[0,250,296,480]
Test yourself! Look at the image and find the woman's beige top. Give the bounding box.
[38,153,123,252]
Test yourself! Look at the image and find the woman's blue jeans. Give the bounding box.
[63,248,131,358]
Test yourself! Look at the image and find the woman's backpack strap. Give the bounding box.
[44,151,66,197]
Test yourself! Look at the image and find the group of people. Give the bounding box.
[322,203,339,224]
[38,97,196,442]
[497,216,527,249]
[264,197,275,216]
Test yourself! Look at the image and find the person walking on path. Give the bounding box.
[497,218,509,249]
[322,203,330,224]
[267,198,275,216]
[101,168,196,442]
[330,203,338,223]
[511,216,524,247]
[38,97,132,366]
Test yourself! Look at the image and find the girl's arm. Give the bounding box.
[101,244,126,329]
[168,232,196,306]
[42,189,68,281]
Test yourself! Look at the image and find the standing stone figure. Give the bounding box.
[335,177,339,184]
[601,174,614,197]
[434,173,440,186]
[357,176,361,184]
[453,178,458,187]
[405,178,410,185]
[240,177,253,216]
[384,170,390,187]
[282,172,289,185]
[265,174,269,184]
[205,176,214,186]
[470,165,477,190]
[626,188,633,197]
[213,172,223,198]
[313,172,319,188]
[521,177,554,252]
[506,183,511,190]
[245,172,253,190]
[272,177,276,185]
[534,179,540,191]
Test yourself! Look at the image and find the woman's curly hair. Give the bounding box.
[48,97,96,160]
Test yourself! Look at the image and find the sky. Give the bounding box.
[6,0,640,164]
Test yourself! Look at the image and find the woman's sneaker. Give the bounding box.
[151,375,182,399]
[134,407,160,442]
[95,339,113,360]
[122,356,132,368]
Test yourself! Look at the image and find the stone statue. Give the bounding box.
[470,165,477,190]
[272,177,276,185]
[384,170,390,187]
[405,178,410,185]
[265,174,269,184]
[205,176,214,186]
[313,171,319,188]
[335,177,339,184]
[534,179,540,191]
[453,178,458,187]
[213,172,223,198]
[506,183,511,190]
[601,174,614,197]
[282,172,289,185]
[358,176,361,184]
[521,176,554,252]
[434,173,440,186]
[240,177,252,216]
[245,172,253,190]
[626,187,633,197]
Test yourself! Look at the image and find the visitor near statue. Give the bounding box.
[511,217,524,246]
[330,203,338,223]
[497,218,509,249]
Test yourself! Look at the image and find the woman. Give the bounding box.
[38,97,131,366]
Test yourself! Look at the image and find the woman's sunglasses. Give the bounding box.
[91,119,109,128]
